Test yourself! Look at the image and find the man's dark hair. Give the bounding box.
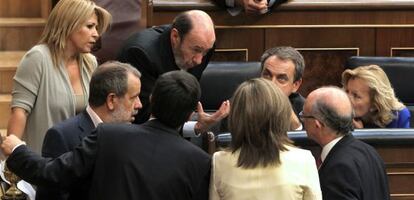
[151,71,201,129]
[172,12,193,40]
[261,46,305,82]
[89,61,141,107]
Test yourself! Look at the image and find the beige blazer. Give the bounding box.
[209,146,322,200]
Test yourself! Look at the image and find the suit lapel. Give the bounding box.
[319,134,354,170]
[77,111,95,141]
[158,25,180,73]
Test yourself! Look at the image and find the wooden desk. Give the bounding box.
[216,129,414,200]
[146,0,414,96]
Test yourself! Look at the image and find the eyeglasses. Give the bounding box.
[298,111,316,119]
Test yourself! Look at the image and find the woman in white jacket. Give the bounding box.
[209,78,322,200]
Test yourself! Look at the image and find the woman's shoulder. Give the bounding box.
[398,107,410,116]
[17,44,52,71]
[282,146,315,163]
[22,44,51,62]
[27,44,50,55]
[212,150,238,165]
[285,145,312,154]
[213,150,234,159]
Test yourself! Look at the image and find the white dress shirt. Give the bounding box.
[86,105,103,128]
[320,136,344,162]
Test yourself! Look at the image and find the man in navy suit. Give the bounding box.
[301,86,390,200]
[2,71,211,200]
[37,61,142,200]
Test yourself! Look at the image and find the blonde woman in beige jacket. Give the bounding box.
[209,78,322,200]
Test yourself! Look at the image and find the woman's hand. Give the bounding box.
[352,118,364,129]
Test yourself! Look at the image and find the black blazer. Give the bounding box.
[319,135,390,200]
[289,92,305,118]
[8,120,211,200]
[118,25,214,124]
[37,111,95,200]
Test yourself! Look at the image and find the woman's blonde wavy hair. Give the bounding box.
[39,0,111,73]
[342,65,405,127]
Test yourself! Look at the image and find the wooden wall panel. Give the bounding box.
[241,10,414,26]
[0,0,43,18]
[377,28,414,56]
[264,28,375,55]
[211,49,248,62]
[376,146,414,164]
[388,173,414,197]
[391,196,414,200]
[297,49,358,96]
[391,48,414,57]
[0,27,43,50]
[214,29,264,61]
[0,71,14,94]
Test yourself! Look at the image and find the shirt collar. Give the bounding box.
[321,135,344,162]
[86,105,103,128]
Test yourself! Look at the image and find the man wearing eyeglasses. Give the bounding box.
[301,86,390,200]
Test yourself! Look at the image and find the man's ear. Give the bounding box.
[292,78,302,93]
[170,28,180,47]
[315,118,324,129]
[106,93,117,111]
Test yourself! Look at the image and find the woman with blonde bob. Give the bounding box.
[209,78,322,200]
[342,65,410,128]
[7,0,111,153]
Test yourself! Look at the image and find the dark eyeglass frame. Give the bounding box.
[298,111,316,119]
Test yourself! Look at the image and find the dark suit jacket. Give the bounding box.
[8,120,211,200]
[38,111,95,200]
[118,24,214,124]
[319,135,390,200]
[289,92,305,118]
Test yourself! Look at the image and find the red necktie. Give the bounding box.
[316,156,322,169]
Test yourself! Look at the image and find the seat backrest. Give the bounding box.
[216,129,414,149]
[200,61,262,111]
[345,56,414,106]
[345,56,414,127]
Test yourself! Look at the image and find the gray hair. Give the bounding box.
[261,46,305,82]
[89,61,141,107]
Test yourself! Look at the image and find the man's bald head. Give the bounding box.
[306,86,354,135]
[170,10,215,70]
[172,10,215,42]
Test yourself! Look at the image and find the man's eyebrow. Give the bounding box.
[193,45,205,50]
[277,74,288,78]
